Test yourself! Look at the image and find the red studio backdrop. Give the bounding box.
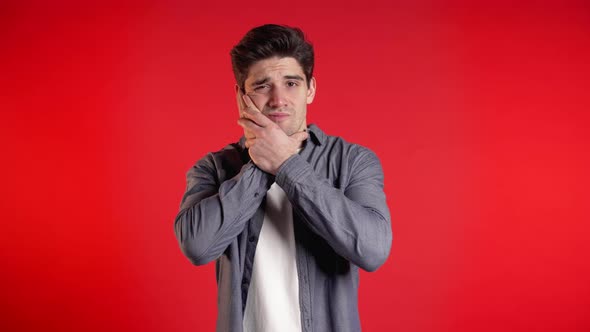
[1,1,589,331]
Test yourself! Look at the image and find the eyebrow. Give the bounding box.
[284,75,305,82]
[251,77,270,86]
[250,75,305,87]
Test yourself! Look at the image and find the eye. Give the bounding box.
[254,84,270,92]
[286,81,299,87]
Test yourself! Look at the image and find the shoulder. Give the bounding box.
[328,137,384,186]
[309,124,383,177]
[187,141,248,180]
[318,128,380,165]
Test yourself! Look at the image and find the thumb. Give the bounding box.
[290,130,309,143]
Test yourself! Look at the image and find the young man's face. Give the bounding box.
[240,56,316,136]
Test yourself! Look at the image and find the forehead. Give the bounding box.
[245,57,305,83]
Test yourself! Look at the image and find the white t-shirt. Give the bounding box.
[243,182,302,332]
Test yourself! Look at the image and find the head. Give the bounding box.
[230,24,316,135]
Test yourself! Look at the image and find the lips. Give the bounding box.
[266,113,290,122]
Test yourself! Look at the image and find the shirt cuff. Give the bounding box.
[275,154,313,196]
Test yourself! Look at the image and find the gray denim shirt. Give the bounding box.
[175,124,392,332]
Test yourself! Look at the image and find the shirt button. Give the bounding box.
[254,192,259,197]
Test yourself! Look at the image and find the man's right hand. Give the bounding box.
[236,92,308,175]
[236,89,256,141]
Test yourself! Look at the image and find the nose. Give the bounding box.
[268,85,288,108]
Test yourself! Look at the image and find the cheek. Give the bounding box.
[249,95,268,110]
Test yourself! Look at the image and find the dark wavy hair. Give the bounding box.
[230,24,314,90]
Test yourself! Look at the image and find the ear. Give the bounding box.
[306,77,316,104]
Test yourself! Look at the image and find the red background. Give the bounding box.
[1,1,589,331]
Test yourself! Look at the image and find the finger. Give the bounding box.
[244,129,256,139]
[242,97,275,128]
[244,137,256,149]
[237,118,263,133]
[242,94,261,112]
[242,95,271,121]
[241,108,271,128]
[236,88,248,113]
[290,130,309,143]
[238,93,269,127]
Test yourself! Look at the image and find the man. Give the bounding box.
[174,24,392,332]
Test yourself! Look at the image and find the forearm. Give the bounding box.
[276,153,392,272]
[175,160,272,265]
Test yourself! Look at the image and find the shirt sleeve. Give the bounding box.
[174,154,273,266]
[275,146,392,272]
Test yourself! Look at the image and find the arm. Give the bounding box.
[174,154,272,266]
[236,94,391,270]
[275,146,392,272]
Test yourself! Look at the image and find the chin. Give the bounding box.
[278,121,304,136]
[277,124,293,134]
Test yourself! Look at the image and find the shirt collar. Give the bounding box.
[307,124,325,146]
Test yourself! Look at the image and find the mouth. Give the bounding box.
[266,112,290,122]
